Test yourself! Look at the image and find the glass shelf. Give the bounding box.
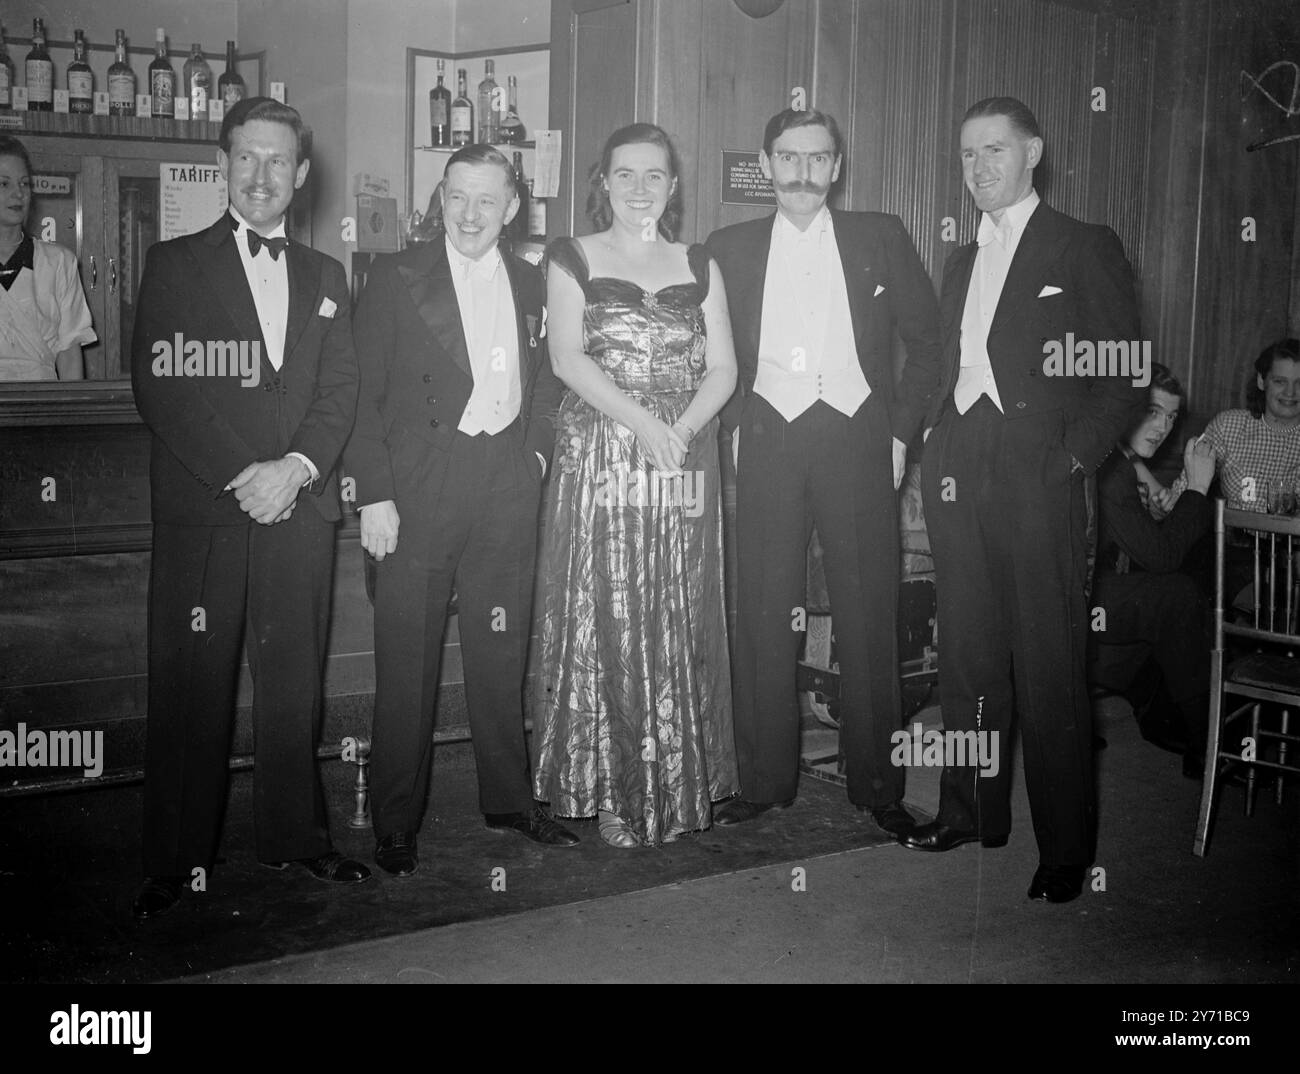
[415,140,536,152]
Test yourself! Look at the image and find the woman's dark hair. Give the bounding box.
[1149,362,1184,401]
[0,135,34,179]
[1248,338,1300,417]
[586,123,683,241]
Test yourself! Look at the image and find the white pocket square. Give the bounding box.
[873,284,885,297]
[318,297,338,318]
[1037,285,1063,298]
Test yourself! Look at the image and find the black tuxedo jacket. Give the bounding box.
[345,240,560,507]
[1097,452,1210,574]
[929,201,1143,474]
[131,215,358,525]
[705,209,942,440]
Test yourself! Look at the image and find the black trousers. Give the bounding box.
[1092,570,1211,752]
[732,394,903,809]
[369,422,540,835]
[922,398,1095,867]
[142,509,336,876]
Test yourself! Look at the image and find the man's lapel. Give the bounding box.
[397,242,471,377]
[830,210,870,348]
[282,242,320,366]
[501,250,533,386]
[197,217,266,357]
[734,214,776,361]
[992,202,1068,334]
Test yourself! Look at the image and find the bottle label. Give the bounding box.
[26,60,53,102]
[69,72,93,97]
[0,68,10,107]
[451,105,471,133]
[191,86,207,117]
[431,99,448,127]
[222,84,244,107]
[528,198,547,237]
[151,71,175,115]
[109,73,135,105]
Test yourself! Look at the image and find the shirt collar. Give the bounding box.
[445,236,502,281]
[0,233,34,275]
[977,188,1040,247]
[228,206,287,240]
[774,205,832,245]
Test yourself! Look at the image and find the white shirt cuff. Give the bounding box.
[535,452,547,478]
[286,452,319,486]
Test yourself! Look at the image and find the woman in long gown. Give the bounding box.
[531,123,738,847]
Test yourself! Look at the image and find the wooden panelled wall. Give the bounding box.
[551,0,1299,424]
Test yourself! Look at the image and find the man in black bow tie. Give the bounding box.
[131,97,366,921]
[345,144,577,878]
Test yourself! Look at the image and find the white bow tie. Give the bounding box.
[977,216,1013,249]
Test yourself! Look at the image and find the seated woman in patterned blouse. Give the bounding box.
[1153,338,1300,516]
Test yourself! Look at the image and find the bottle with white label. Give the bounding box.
[527,179,546,238]
[26,18,54,111]
[451,67,472,147]
[68,30,94,114]
[0,27,14,110]
[183,43,212,121]
[148,28,176,118]
[108,30,135,116]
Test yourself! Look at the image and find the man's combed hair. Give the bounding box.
[444,143,518,196]
[762,107,844,161]
[962,96,1042,141]
[1149,362,1184,400]
[219,97,313,163]
[586,122,684,241]
[1248,337,1300,417]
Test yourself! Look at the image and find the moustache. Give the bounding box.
[774,179,830,194]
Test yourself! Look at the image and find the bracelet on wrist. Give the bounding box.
[672,420,697,443]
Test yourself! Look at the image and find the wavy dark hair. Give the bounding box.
[1248,338,1300,417]
[586,123,683,241]
[0,135,34,179]
[220,96,313,164]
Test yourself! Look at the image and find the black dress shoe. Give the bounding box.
[484,806,579,846]
[860,800,916,837]
[1027,863,1086,903]
[285,851,371,883]
[898,821,1007,851]
[713,796,794,826]
[132,876,183,921]
[375,832,419,876]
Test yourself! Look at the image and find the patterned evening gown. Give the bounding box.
[531,236,737,846]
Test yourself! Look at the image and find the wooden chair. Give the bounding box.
[1193,499,1300,856]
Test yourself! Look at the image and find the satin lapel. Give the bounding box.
[991,204,1069,334]
[397,244,471,377]
[197,220,267,364]
[940,244,976,384]
[501,252,531,386]
[281,242,319,367]
[736,215,775,362]
[831,211,869,347]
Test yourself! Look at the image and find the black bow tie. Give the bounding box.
[246,229,288,261]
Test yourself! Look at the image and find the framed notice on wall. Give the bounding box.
[159,162,228,241]
[721,150,775,206]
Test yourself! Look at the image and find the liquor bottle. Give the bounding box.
[217,41,245,108]
[67,30,94,114]
[148,28,176,118]
[0,27,14,110]
[183,43,213,120]
[428,58,451,147]
[450,68,472,147]
[498,75,525,144]
[510,152,530,241]
[527,179,547,238]
[476,59,499,143]
[107,30,136,116]
[25,18,54,111]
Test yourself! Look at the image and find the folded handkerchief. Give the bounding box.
[873,284,885,297]
[318,297,338,318]
[1037,285,1063,298]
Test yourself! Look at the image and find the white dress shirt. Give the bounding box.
[753,208,869,421]
[446,238,521,436]
[954,189,1040,415]
[228,207,316,484]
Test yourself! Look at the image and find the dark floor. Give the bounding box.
[2,696,1296,984]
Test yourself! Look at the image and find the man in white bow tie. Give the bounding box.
[901,97,1143,904]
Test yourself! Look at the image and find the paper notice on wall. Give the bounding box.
[532,130,561,199]
[160,162,228,241]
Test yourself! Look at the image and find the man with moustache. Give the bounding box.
[902,97,1143,904]
[345,144,577,877]
[706,108,942,834]
[131,98,365,921]
[1092,365,1215,779]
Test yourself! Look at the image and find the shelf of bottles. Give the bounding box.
[0,21,254,142]
[412,54,550,245]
